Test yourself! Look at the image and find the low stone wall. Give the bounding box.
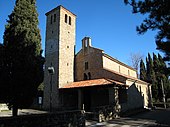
[0,110,85,127]
[98,104,121,122]
[86,105,121,122]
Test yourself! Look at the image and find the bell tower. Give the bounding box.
[43,5,76,110]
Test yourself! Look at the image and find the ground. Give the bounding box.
[86,108,170,127]
[0,108,170,127]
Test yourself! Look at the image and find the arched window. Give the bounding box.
[65,14,68,23]
[84,73,88,80]
[69,16,71,25]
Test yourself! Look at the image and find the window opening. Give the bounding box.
[85,62,88,70]
[50,15,53,24]
[65,14,68,23]
[69,16,71,25]
[54,14,56,22]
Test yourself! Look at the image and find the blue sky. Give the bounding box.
[0,0,161,65]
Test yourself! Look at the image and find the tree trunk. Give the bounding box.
[12,105,18,116]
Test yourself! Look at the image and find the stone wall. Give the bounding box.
[0,110,85,127]
[89,105,120,122]
[103,54,137,78]
[58,6,76,88]
[43,6,76,110]
[75,46,103,81]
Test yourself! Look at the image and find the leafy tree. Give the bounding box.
[124,0,170,68]
[2,0,44,116]
[139,59,147,81]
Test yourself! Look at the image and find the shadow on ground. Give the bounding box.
[130,108,170,127]
[86,108,170,127]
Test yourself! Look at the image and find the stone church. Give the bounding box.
[43,5,152,116]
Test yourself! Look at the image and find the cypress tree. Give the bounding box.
[147,53,158,100]
[146,57,149,81]
[140,59,147,81]
[153,53,160,74]
[153,53,163,100]
[3,0,44,116]
[158,53,167,75]
[147,53,156,84]
[0,44,7,102]
[158,53,170,100]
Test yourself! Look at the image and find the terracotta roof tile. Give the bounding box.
[103,68,150,84]
[60,78,126,89]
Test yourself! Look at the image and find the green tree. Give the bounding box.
[146,53,158,100]
[124,0,170,68]
[0,44,11,103]
[157,53,170,100]
[142,53,170,101]
[3,0,44,116]
[147,53,156,83]
[0,44,8,102]
[153,53,162,100]
[139,59,147,81]
[158,53,167,75]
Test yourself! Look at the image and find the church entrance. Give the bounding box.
[78,87,110,112]
[83,90,91,111]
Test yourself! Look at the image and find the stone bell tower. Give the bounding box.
[43,5,76,110]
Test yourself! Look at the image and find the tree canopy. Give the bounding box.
[1,0,44,116]
[139,59,146,81]
[124,0,170,66]
[140,53,169,101]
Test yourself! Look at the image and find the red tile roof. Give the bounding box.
[60,78,126,89]
[103,68,149,85]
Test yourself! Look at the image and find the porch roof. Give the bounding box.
[60,78,127,89]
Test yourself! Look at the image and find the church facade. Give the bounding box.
[43,5,152,115]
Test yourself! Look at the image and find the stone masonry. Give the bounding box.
[43,5,76,110]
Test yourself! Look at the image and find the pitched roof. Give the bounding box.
[60,78,126,89]
[103,68,150,85]
[45,5,76,16]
